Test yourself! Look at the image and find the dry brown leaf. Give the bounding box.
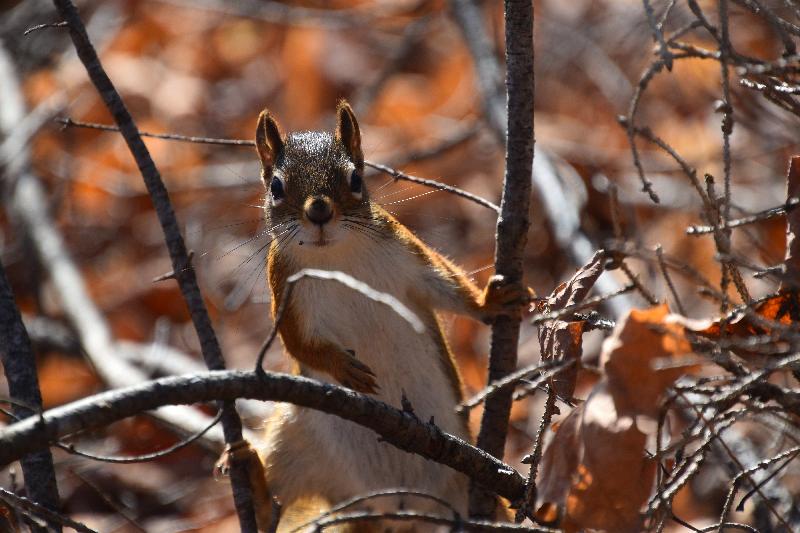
[691,290,800,336]
[536,305,697,532]
[682,289,800,359]
[537,251,607,400]
[603,305,694,418]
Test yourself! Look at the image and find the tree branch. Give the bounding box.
[468,0,535,518]
[0,261,61,530]
[0,37,62,533]
[0,371,528,505]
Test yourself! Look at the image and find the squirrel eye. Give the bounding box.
[270,176,285,202]
[349,169,362,195]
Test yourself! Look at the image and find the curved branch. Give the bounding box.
[0,371,527,504]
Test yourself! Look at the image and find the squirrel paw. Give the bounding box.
[333,349,379,394]
[479,274,533,323]
[214,439,259,480]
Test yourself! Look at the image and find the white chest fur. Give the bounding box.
[276,229,468,507]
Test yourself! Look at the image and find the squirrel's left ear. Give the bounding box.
[335,100,363,167]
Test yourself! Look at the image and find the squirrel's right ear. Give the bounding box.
[255,109,284,177]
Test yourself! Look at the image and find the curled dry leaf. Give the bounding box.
[685,289,800,342]
[537,250,607,401]
[536,305,698,532]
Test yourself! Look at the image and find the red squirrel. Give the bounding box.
[225,101,527,532]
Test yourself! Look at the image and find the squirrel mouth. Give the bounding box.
[303,227,329,247]
[297,226,331,247]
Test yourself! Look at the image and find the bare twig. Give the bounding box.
[620,261,660,305]
[22,21,67,35]
[656,244,686,315]
[290,489,462,533]
[55,410,223,464]
[643,0,674,70]
[56,117,254,145]
[365,161,500,212]
[519,387,557,522]
[528,283,635,325]
[309,509,555,532]
[0,488,94,533]
[56,118,500,213]
[458,359,575,412]
[686,198,800,235]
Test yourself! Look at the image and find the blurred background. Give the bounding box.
[0,0,798,530]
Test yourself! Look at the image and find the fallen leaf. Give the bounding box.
[536,305,697,532]
[684,289,800,358]
[603,305,695,418]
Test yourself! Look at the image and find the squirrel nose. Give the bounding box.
[304,196,333,226]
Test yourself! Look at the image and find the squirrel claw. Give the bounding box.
[335,350,379,394]
[480,275,533,322]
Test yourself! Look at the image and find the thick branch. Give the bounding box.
[0,261,61,528]
[0,371,528,504]
[49,1,255,529]
[0,38,61,531]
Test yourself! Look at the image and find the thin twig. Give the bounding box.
[458,359,575,412]
[686,198,800,235]
[290,489,462,533]
[55,410,223,463]
[519,387,557,522]
[22,21,68,35]
[365,161,500,212]
[0,488,95,533]
[656,244,686,315]
[528,283,635,324]
[311,509,555,532]
[56,117,501,213]
[643,0,674,70]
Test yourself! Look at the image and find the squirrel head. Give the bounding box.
[256,100,373,249]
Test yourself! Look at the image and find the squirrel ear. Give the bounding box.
[335,100,363,167]
[256,109,284,177]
